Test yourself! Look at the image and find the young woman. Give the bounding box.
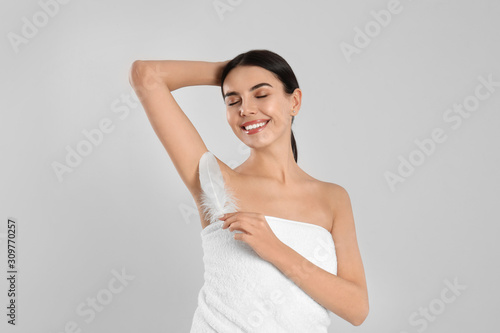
[129,49,368,331]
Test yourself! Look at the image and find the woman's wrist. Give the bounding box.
[214,60,230,86]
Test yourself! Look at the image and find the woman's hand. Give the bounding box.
[219,212,284,262]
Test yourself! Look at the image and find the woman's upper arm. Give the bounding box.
[330,184,368,293]
[129,60,209,196]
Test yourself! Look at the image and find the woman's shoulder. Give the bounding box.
[323,181,349,195]
[306,175,347,192]
[314,180,351,208]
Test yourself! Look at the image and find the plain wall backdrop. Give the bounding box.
[1,0,499,332]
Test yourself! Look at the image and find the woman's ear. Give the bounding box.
[291,88,302,112]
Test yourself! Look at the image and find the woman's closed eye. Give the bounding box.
[228,95,267,106]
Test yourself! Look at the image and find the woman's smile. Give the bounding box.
[241,119,270,135]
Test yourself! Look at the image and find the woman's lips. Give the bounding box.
[242,120,270,135]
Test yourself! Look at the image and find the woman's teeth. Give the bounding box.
[244,121,268,130]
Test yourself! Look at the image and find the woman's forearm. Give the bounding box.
[130,60,227,92]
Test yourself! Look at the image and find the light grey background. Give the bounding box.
[1,0,499,332]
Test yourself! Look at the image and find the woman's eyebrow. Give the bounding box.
[224,83,273,99]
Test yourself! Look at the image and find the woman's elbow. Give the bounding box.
[129,60,145,86]
[351,302,369,326]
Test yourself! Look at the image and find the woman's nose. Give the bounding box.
[239,101,256,116]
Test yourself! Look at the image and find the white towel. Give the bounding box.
[190,151,337,332]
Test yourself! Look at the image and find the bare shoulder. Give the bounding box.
[321,182,353,229]
[325,182,350,202]
[314,179,349,201]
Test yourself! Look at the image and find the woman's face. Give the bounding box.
[222,65,299,149]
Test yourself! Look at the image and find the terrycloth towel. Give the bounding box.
[190,151,337,332]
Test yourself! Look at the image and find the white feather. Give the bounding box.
[198,151,239,225]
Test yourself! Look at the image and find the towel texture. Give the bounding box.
[190,151,337,332]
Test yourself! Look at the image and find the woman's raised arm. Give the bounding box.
[128,59,228,196]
